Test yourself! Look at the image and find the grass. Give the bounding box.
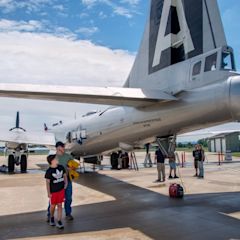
[176,147,208,152]
[231,152,240,158]
[177,148,240,158]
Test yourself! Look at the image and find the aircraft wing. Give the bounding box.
[0,131,55,146]
[0,83,178,107]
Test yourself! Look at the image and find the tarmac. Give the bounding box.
[0,151,240,240]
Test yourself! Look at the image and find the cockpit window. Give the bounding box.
[192,61,201,76]
[222,51,234,70]
[205,53,217,72]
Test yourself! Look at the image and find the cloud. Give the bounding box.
[80,0,140,19]
[76,26,99,36]
[79,12,89,18]
[0,16,136,130]
[81,0,99,8]
[0,19,77,39]
[52,4,65,11]
[52,4,68,17]
[0,1,141,132]
[113,6,133,19]
[0,0,54,13]
[0,30,134,86]
[99,11,107,19]
[0,19,43,32]
[0,25,135,130]
[53,26,77,39]
[0,0,15,12]
[120,0,140,6]
[0,97,108,131]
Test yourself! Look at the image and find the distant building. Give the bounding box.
[208,132,240,153]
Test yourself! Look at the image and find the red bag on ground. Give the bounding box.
[169,183,184,198]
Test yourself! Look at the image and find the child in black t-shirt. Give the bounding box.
[45,154,68,229]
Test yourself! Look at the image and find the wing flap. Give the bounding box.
[0,83,178,107]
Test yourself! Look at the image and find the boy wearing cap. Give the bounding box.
[55,141,75,221]
[45,154,68,229]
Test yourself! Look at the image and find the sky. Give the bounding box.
[0,0,239,134]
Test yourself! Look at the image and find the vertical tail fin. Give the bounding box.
[125,0,227,90]
[16,111,20,129]
[9,111,26,131]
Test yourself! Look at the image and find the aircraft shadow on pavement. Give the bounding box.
[0,172,240,240]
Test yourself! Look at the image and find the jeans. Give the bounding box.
[47,181,73,217]
[157,163,165,181]
[65,180,72,216]
[198,161,204,177]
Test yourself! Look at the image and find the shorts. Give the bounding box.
[169,162,176,169]
[50,189,65,205]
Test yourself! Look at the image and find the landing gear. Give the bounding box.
[144,143,153,167]
[6,150,28,174]
[156,135,176,156]
[156,136,179,179]
[20,155,27,173]
[8,155,15,173]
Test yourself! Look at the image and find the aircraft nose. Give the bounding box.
[229,76,240,121]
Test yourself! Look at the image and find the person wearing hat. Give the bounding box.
[47,141,74,222]
[55,141,75,221]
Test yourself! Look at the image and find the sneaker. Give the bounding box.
[46,216,50,223]
[168,175,173,179]
[56,220,64,229]
[154,179,161,183]
[174,175,179,179]
[66,215,74,221]
[49,217,55,226]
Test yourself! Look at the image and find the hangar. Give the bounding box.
[208,132,240,153]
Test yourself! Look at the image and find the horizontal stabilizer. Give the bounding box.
[0,84,178,107]
[0,130,55,146]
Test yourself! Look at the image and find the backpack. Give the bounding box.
[169,183,184,198]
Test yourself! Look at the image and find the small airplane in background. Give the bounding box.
[0,0,239,165]
[0,112,54,173]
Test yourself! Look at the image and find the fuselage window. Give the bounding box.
[204,53,217,72]
[222,52,233,70]
[192,61,201,76]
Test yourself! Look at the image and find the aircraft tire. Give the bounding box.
[20,155,27,173]
[8,155,15,173]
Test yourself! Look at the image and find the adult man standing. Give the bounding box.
[47,141,74,222]
[55,141,74,221]
[192,145,199,177]
[155,147,166,182]
[198,145,205,179]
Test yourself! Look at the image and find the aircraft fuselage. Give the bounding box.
[52,74,240,157]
